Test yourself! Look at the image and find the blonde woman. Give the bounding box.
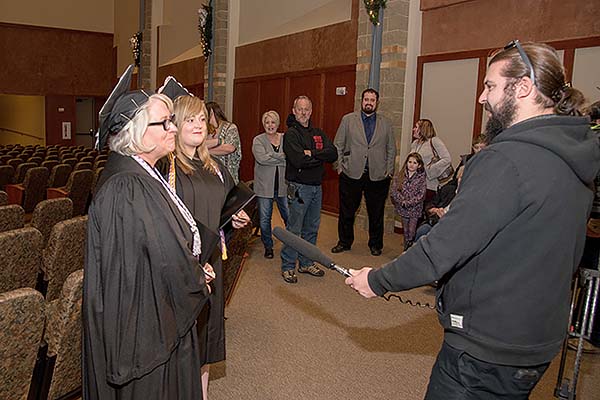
[159,95,249,400]
[410,119,452,201]
[252,110,288,258]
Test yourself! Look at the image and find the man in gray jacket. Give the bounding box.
[332,88,396,256]
[346,41,600,398]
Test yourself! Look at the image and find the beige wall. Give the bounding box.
[0,1,113,33]
[158,0,203,66]
[572,46,600,107]
[420,59,479,166]
[238,0,352,45]
[0,95,45,146]
[115,0,140,74]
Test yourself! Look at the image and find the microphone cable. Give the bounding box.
[382,293,436,309]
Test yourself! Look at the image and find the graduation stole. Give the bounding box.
[131,154,201,257]
[168,154,228,261]
[213,167,229,261]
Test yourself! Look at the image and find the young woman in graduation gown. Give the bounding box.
[158,95,249,400]
[83,92,211,399]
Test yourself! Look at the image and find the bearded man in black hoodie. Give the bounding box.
[280,95,337,284]
[346,41,600,399]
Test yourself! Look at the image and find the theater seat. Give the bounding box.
[0,288,45,400]
[41,269,84,400]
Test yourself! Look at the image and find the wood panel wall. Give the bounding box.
[0,23,114,96]
[235,0,358,79]
[233,65,356,213]
[420,0,600,55]
[232,0,358,213]
[157,57,205,97]
[0,23,114,147]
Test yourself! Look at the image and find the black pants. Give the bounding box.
[425,341,549,400]
[337,172,391,249]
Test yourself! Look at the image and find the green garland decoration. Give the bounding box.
[198,2,213,59]
[364,0,387,25]
[129,31,142,67]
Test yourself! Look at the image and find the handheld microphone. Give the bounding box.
[273,227,352,277]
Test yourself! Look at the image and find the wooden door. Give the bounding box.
[232,81,259,182]
[322,68,356,213]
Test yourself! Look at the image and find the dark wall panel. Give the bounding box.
[233,81,259,183]
[233,66,356,213]
[322,68,356,213]
[0,23,114,96]
[421,0,600,55]
[157,57,205,91]
[289,74,323,129]
[259,77,287,127]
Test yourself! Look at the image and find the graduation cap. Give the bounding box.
[158,76,194,101]
[95,65,153,150]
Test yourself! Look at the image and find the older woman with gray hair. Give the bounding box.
[252,110,288,258]
[83,66,210,399]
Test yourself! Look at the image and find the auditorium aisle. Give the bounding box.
[209,213,600,400]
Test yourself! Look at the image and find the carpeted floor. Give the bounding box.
[208,212,600,400]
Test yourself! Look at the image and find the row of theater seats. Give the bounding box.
[0,145,107,215]
[0,197,86,399]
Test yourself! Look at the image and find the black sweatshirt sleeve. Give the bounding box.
[368,150,521,295]
[312,130,338,163]
[283,128,321,169]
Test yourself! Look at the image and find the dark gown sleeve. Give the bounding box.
[83,172,209,386]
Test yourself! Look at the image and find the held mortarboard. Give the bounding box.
[219,181,256,230]
[95,65,154,150]
[158,76,193,101]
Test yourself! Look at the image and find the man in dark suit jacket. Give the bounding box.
[332,88,396,256]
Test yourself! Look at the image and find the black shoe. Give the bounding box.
[370,247,382,256]
[264,248,274,259]
[403,240,413,251]
[331,244,351,253]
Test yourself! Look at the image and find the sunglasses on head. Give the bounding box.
[503,40,536,86]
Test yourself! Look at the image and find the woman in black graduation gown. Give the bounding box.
[83,84,211,399]
[159,95,249,400]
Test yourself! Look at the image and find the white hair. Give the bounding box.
[109,94,173,156]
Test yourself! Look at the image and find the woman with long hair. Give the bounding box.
[160,95,249,400]
[410,119,452,202]
[205,101,242,184]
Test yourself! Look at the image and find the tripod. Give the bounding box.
[554,268,599,399]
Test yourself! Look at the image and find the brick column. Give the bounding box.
[204,0,228,106]
[355,0,410,233]
[140,0,153,89]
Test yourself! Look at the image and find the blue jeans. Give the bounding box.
[280,183,322,272]
[415,223,433,242]
[257,192,289,250]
